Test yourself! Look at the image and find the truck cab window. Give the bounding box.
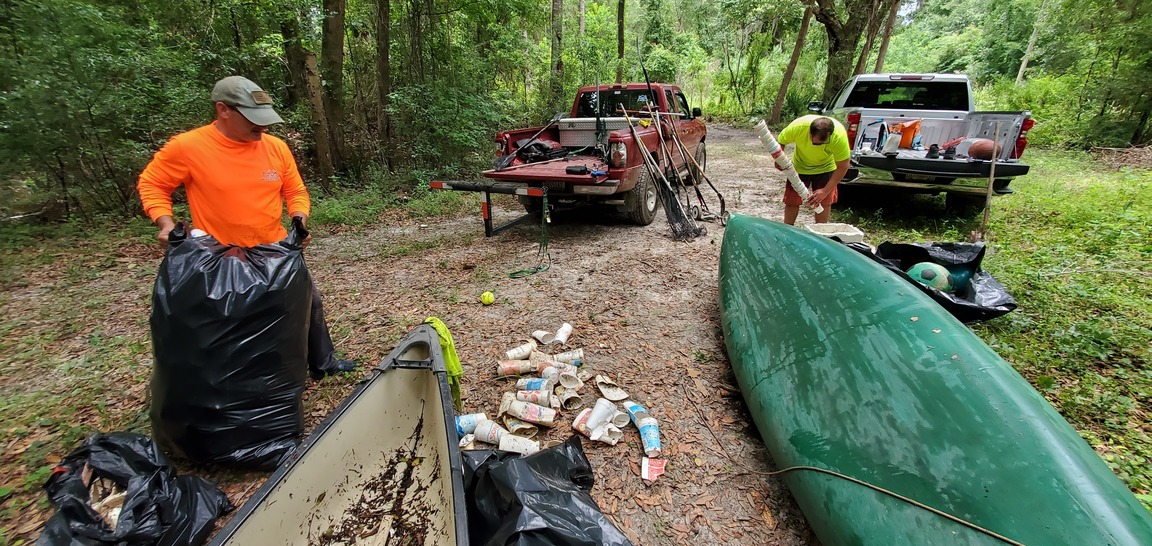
[676,93,692,118]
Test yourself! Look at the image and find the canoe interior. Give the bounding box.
[210,325,468,546]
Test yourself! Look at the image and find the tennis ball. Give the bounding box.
[480,291,495,305]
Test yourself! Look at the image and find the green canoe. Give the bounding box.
[718,214,1152,545]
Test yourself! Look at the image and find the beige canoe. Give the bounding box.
[209,324,468,546]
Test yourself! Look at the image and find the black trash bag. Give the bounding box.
[38,432,232,546]
[461,435,633,546]
[845,240,1017,323]
[149,220,312,469]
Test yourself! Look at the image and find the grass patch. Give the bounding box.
[838,149,1152,508]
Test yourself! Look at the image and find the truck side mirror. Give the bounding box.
[692,107,702,118]
[808,101,825,113]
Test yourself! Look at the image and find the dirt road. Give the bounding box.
[301,123,816,544]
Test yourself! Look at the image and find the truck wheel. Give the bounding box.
[689,141,707,182]
[624,166,659,226]
[518,194,542,214]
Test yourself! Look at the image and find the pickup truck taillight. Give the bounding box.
[609,141,627,168]
[846,112,861,150]
[1012,118,1034,159]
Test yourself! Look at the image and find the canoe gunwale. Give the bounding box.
[207,324,470,546]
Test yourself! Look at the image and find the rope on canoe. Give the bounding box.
[763,465,1025,546]
[680,383,1024,546]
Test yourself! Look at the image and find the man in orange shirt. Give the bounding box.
[138,76,356,379]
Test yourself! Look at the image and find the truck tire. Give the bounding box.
[689,141,707,182]
[624,165,659,226]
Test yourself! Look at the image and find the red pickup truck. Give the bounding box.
[432,83,706,234]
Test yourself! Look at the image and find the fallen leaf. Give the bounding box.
[694,457,704,466]
[671,523,692,534]
[686,367,701,378]
[762,508,778,530]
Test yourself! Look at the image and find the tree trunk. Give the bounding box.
[873,0,899,72]
[321,0,347,171]
[1131,96,1150,145]
[304,51,336,194]
[812,0,899,101]
[579,0,585,36]
[616,0,625,83]
[770,7,811,124]
[551,0,564,109]
[1017,0,1051,83]
[854,0,882,75]
[280,17,308,108]
[375,0,393,170]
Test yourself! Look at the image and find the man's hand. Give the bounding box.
[291,212,312,249]
[156,215,176,245]
[806,188,827,208]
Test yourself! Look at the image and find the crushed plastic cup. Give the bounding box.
[553,323,574,345]
[571,408,623,445]
[539,366,560,384]
[531,330,555,344]
[499,392,557,426]
[498,434,541,455]
[474,419,507,444]
[557,387,583,410]
[496,360,535,376]
[458,434,476,449]
[595,375,629,401]
[559,368,583,389]
[587,398,618,430]
[610,410,630,428]
[505,340,537,360]
[642,457,666,482]
[529,350,555,368]
[455,413,488,436]
[552,348,584,364]
[623,400,662,458]
[515,376,552,391]
[502,416,539,438]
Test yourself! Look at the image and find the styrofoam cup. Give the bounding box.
[496,360,534,376]
[558,388,583,410]
[474,419,507,444]
[531,330,555,344]
[610,410,629,428]
[499,434,540,455]
[587,398,617,430]
[552,348,584,364]
[455,413,488,435]
[553,323,573,345]
[505,340,537,360]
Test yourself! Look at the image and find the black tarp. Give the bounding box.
[846,240,1017,323]
[38,432,232,546]
[462,436,632,546]
[149,221,311,469]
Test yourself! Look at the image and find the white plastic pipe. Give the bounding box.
[755,120,824,214]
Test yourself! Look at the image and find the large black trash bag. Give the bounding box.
[845,240,1017,323]
[149,220,312,469]
[38,432,232,546]
[462,435,633,546]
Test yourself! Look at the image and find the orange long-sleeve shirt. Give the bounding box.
[138,124,311,247]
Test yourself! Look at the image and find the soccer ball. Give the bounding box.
[907,262,954,292]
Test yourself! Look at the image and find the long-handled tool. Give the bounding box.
[494,111,565,170]
[669,127,727,224]
[620,103,703,240]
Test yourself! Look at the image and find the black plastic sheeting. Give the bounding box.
[462,435,632,546]
[845,240,1017,323]
[149,221,311,469]
[38,432,232,546]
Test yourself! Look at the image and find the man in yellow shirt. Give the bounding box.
[138,76,356,379]
[776,115,851,225]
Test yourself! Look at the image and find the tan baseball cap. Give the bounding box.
[210,76,284,126]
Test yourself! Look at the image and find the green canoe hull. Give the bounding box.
[718,214,1152,545]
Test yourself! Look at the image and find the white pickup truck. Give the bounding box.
[809,73,1034,208]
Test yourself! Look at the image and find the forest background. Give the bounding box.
[1,0,1149,221]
